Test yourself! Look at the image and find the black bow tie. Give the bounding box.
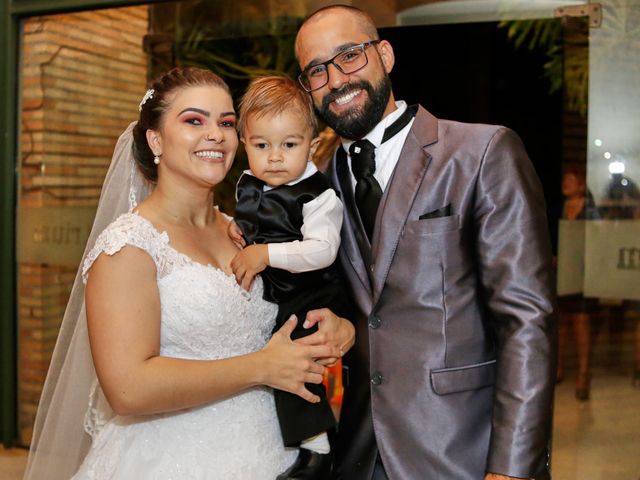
[349,104,417,241]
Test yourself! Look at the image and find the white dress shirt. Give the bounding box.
[340,100,414,192]
[239,162,343,273]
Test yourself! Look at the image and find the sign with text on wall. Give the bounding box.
[18,206,97,267]
[584,220,640,300]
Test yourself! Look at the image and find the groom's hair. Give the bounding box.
[295,5,379,61]
[237,75,318,138]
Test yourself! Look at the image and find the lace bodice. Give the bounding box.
[83,211,227,281]
[73,213,295,479]
[82,212,278,359]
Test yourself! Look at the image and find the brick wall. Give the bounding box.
[18,6,148,445]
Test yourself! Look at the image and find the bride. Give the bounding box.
[23,67,354,479]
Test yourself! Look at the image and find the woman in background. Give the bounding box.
[557,164,600,400]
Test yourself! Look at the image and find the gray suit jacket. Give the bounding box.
[331,106,556,479]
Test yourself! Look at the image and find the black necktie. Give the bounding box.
[350,139,380,241]
[349,104,418,241]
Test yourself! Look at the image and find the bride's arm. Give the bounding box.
[85,245,336,416]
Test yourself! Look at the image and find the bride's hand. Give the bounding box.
[258,316,340,403]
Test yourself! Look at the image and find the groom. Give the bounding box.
[295,5,557,480]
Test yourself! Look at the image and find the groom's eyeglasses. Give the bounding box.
[298,40,381,92]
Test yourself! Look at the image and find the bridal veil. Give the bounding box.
[24,122,153,479]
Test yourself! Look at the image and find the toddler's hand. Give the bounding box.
[227,220,246,249]
[230,244,269,291]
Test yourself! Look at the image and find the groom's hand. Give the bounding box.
[295,308,355,366]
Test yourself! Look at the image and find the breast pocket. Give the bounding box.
[404,214,460,236]
[396,214,463,268]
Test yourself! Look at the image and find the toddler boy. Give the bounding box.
[230,75,350,480]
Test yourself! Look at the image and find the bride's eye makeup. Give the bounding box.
[184,116,204,126]
[219,115,236,129]
[178,108,210,126]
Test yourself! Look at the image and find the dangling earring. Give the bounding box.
[153,154,160,165]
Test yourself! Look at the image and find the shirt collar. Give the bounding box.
[341,100,408,154]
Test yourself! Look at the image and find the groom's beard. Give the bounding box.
[316,76,392,141]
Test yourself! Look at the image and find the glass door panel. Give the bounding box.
[17,5,149,446]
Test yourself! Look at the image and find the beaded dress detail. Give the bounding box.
[71,213,296,479]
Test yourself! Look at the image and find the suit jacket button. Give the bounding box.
[371,372,383,385]
[368,316,381,329]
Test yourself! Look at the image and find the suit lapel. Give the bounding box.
[370,107,439,305]
[332,147,373,296]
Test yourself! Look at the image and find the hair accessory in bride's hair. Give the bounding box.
[139,88,155,111]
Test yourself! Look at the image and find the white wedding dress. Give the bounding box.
[71,212,297,479]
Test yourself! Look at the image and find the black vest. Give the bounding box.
[235,171,347,316]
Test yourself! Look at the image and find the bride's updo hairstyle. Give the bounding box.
[132,67,231,182]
